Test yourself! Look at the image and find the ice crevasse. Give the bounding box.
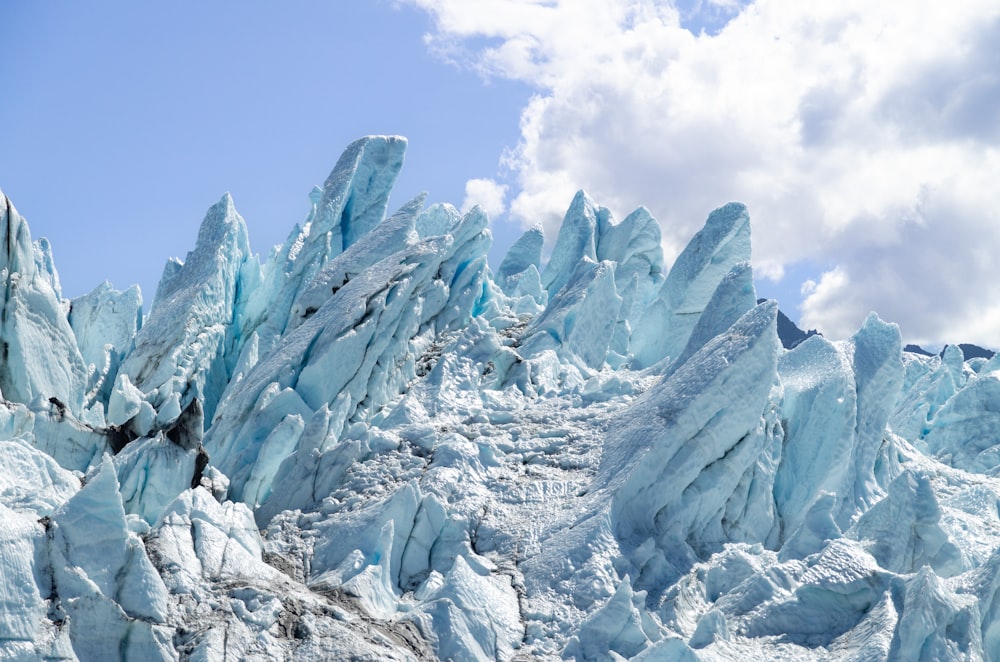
[1,136,1000,660]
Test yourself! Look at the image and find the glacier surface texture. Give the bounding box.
[2,136,1000,660]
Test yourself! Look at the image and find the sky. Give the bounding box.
[2,0,999,348]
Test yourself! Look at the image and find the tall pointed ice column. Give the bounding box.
[110,193,253,432]
[0,191,88,412]
[541,190,601,297]
[604,301,781,582]
[69,281,143,406]
[207,205,495,507]
[666,261,757,374]
[595,204,664,294]
[630,202,750,368]
[845,312,903,517]
[774,312,904,534]
[497,225,543,295]
[237,136,408,353]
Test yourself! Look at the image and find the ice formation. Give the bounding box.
[2,136,1000,660]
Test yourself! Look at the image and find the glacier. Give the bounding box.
[2,136,1000,660]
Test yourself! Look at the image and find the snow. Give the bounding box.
[4,137,1000,660]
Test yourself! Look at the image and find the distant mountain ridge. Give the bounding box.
[758,298,818,349]
[764,301,997,360]
[905,342,996,360]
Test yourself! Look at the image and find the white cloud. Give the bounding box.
[798,266,866,340]
[461,177,509,219]
[407,0,1000,345]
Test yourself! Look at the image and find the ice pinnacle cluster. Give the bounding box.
[2,136,1000,660]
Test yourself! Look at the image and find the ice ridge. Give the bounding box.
[2,138,1000,661]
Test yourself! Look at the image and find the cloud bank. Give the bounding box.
[406,0,1000,346]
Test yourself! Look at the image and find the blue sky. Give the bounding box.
[1,1,528,297]
[3,1,999,346]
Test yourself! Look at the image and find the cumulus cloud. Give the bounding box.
[461,177,509,218]
[799,267,865,341]
[406,0,1000,345]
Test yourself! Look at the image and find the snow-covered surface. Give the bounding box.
[3,139,1000,660]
